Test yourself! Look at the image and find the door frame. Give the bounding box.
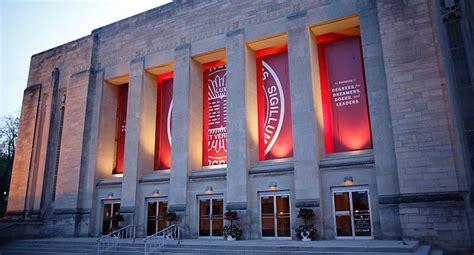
[197,194,224,239]
[258,191,292,240]
[144,196,168,236]
[331,186,373,240]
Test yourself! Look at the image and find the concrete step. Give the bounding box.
[414,245,431,255]
[0,238,442,255]
[429,250,443,255]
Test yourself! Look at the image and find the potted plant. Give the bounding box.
[295,208,316,241]
[164,212,177,239]
[110,212,125,237]
[164,212,177,225]
[223,210,242,241]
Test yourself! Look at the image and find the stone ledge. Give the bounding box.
[139,170,170,184]
[295,199,320,208]
[320,151,374,170]
[190,168,226,180]
[379,191,465,205]
[249,158,294,175]
[226,202,247,210]
[96,177,122,187]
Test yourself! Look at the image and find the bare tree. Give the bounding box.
[0,114,19,216]
[0,115,19,164]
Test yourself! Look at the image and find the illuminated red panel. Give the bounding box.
[318,36,372,153]
[256,47,293,160]
[154,72,173,170]
[114,84,128,174]
[203,63,227,166]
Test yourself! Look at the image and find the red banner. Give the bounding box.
[257,49,293,160]
[154,73,173,170]
[203,65,227,166]
[115,84,128,174]
[320,36,372,153]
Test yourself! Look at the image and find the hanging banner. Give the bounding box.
[115,84,128,174]
[323,37,372,153]
[203,65,227,166]
[154,75,173,170]
[257,50,293,160]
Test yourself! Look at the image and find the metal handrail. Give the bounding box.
[144,224,180,255]
[96,224,136,254]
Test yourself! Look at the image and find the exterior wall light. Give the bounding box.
[205,186,213,194]
[268,181,278,190]
[107,192,114,199]
[152,189,160,197]
[344,176,353,186]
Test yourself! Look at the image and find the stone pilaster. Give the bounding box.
[225,28,258,239]
[286,10,323,232]
[169,43,203,237]
[53,69,92,236]
[6,84,42,217]
[120,57,156,231]
[359,0,402,239]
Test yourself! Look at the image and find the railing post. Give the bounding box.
[144,238,147,255]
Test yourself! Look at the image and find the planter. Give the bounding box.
[301,232,311,242]
[227,236,236,241]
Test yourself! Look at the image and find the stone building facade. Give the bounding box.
[4,0,474,253]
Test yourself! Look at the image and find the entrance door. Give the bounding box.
[146,200,168,235]
[102,202,120,235]
[199,197,223,238]
[260,194,291,239]
[333,188,372,239]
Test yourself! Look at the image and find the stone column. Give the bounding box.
[286,10,323,232]
[120,57,156,232]
[79,68,105,236]
[169,43,203,237]
[53,69,92,236]
[6,84,42,217]
[359,1,402,239]
[225,28,258,239]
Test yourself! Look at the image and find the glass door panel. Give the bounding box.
[102,204,112,235]
[276,195,290,237]
[146,201,157,235]
[352,191,371,237]
[334,192,352,237]
[261,196,275,237]
[199,199,211,236]
[211,199,223,237]
[158,201,168,231]
[112,203,121,229]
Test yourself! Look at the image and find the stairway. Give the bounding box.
[0,238,443,255]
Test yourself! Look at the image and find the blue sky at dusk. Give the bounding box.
[0,0,171,117]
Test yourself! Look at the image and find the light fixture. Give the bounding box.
[343,176,353,186]
[152,189,160,197]
[268,181,278,191]
[205,186,213,194]
[107,192,114,199]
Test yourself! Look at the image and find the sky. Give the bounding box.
[0,0,172,118]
